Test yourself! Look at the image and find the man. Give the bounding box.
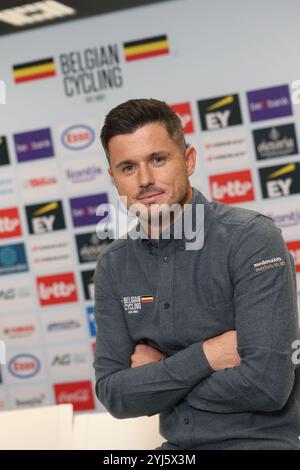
[93,98,300,450]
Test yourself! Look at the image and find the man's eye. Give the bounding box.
[153,156,165,165]
[122,165,134,173]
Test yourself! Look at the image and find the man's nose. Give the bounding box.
[138,163,154,187]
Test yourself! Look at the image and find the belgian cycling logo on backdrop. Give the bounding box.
[12,57,56,84]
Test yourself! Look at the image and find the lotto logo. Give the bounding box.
[169,102,194,134]
[37,272,78,306]
[0,208,22,239]
[209,170,255,204]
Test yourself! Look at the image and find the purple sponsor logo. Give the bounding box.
[247,84,292,122]
[70,193,109,227]
[65,165,102,184]
[265,209,300,229]
[14,128,54,162]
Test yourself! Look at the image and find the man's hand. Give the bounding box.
[203,330,241,371]
[131,344,166,368]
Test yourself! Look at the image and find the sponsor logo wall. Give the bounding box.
[1,117,112,411]
[1,1,300,413]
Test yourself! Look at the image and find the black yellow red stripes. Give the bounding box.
[141,296,154,303]
[13,57,56,84]
[123,35,169,61]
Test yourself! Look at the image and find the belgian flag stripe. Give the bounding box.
[141,296,154,302]
[15,70,56,84]
[14,63,56,79]
[123,35,167,49]
[126,49,169,62]
[124,35,169,62]
[13,57,54,71]
[124,40,168,55]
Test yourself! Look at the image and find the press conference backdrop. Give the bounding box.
[0,0,300,413]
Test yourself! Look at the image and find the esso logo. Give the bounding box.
[8,354,41,379]
[61,125,95,151]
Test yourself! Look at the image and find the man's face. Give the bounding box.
[107,122,196,220]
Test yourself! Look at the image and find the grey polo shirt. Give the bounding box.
[93,187,300,450]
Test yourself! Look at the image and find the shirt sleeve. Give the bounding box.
[185,215,299,413]
[93,252,214,419]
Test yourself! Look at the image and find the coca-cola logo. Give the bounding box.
[54,380,95,411]
[58,390,89,402]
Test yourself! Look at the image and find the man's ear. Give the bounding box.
[185,145,197,176]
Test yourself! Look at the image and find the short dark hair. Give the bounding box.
[100,98,186,162]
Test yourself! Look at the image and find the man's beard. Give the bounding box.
[134,202,183,239]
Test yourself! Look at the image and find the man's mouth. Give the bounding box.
[137,191,164,204]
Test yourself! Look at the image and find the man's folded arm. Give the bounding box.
[185,215,299,413]
[93,254,214,419]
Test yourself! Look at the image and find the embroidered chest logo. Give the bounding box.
[122,295,154,314]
